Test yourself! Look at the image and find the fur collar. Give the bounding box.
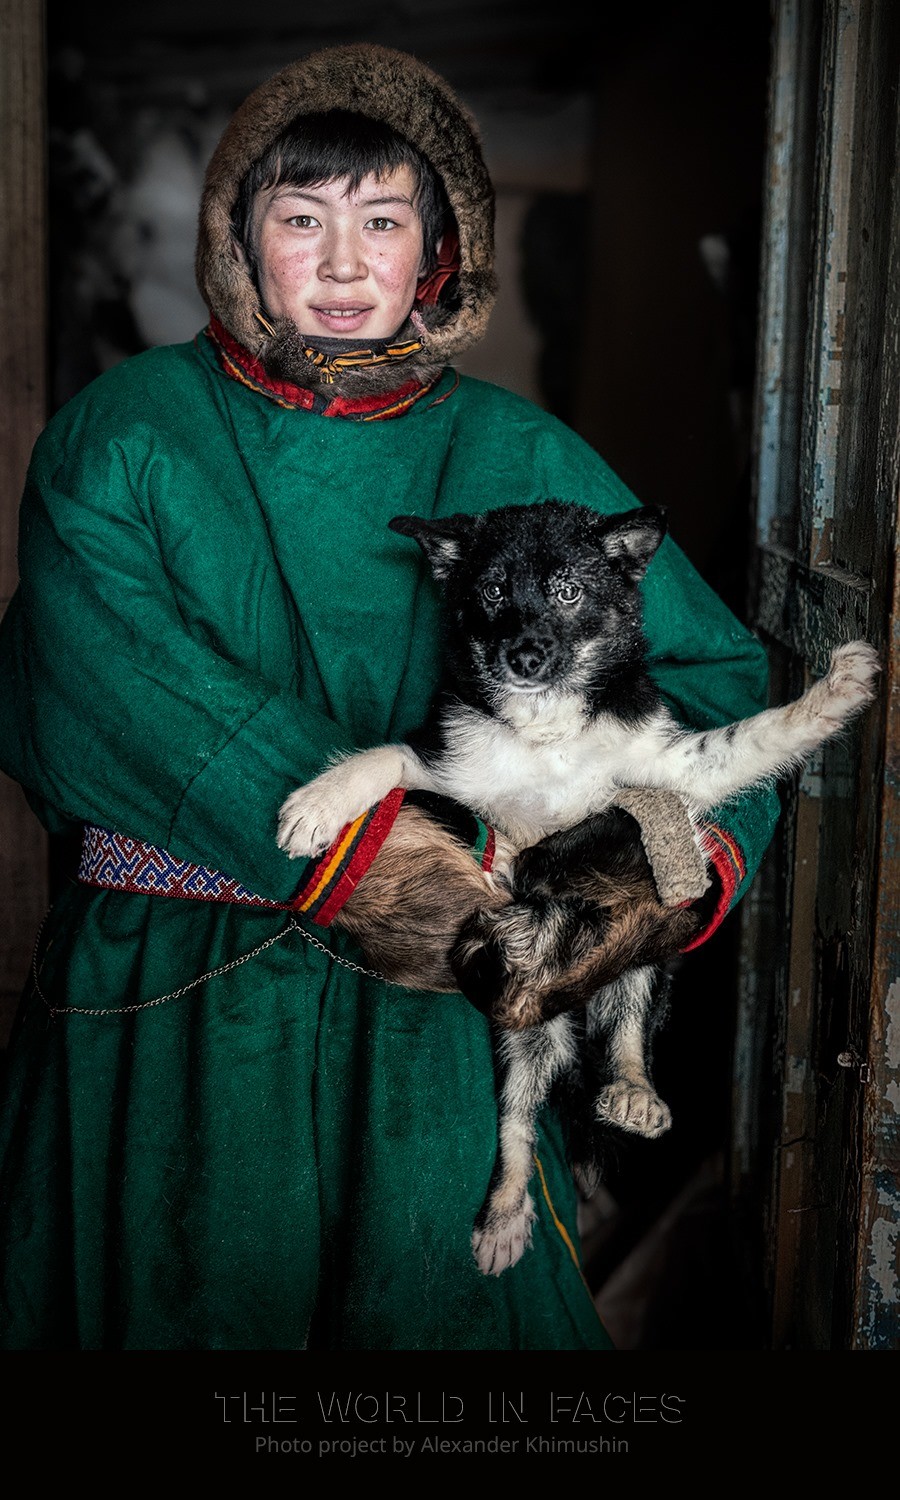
[206,315,450,420]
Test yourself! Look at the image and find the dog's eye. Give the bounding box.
[482,582,504,604]
[556,583,582,604]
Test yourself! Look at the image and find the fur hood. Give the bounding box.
[196,43,496,384]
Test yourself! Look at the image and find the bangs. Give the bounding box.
[232,109,451,277]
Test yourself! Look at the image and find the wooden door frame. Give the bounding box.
[734,0,899,1349]
[0,0,48,1048]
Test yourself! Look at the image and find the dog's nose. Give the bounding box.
[502,637,553,681]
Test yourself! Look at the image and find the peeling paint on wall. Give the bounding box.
[885,977,900,1070]
[756,0,799,545]
[862,1176,900,1346]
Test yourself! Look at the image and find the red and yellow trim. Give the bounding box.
[293,787,407,925]
[294,789,498,925]
[681,821,747,952]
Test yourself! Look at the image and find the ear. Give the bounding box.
[598,506,667,582]
[388,513,477,581]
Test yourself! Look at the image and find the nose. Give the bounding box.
[319,224,366,283]
[501,635,555,682]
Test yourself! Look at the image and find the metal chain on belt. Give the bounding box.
[31,912,386,1019]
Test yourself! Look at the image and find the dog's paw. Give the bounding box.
[595,1080,672,1138]
[814,641,881,727]
[278,746,411,859]
[277,777,357,859]
[472,1196,536,1276]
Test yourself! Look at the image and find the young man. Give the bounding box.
[0,43,778,1350]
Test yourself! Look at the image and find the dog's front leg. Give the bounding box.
[644,640,880,809]
[473,1015,577,1275]
[277,744,435,859]
[588,968,672,1138]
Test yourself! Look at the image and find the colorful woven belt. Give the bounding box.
[78,787,496,928]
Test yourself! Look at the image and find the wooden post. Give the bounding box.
[0,0,48,1046]
[850,0,900,1347]
[737,0,900,1348]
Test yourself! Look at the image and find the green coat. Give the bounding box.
[0,332,779,1349]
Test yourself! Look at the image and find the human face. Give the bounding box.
[251,164,426,340]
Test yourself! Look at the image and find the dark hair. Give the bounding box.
[232,108,450,280]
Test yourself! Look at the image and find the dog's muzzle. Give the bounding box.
[499,634,558,685]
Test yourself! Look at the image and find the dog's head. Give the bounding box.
[388,500,666,701]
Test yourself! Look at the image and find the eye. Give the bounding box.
[556,582,582,604]
[367,216,398,231]
[482,582,504,604]
[287,214,319,229]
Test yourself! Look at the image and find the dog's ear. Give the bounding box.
[388,513,475,581]
[596,506,667,582]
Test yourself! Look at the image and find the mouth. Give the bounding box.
[308,304,375,333]
[497,675,554,694]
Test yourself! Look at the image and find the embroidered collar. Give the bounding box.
[292,330,424,383]
[207,316,445,420]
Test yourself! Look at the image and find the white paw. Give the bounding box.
[472,1195,536,1275]
[277,774,360,859]
[278,746,411,859]
[595,1080,672,1139]
[818,641,881,725]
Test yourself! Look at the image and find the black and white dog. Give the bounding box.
[278,501,879,1273]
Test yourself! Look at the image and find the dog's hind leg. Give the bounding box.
[473,1015,577,1275]
[588,967,672,1138]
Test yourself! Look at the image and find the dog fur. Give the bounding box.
[278,500,879,1273]
[333,800,515,991]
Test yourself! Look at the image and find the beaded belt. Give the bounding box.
[78,788,495,928]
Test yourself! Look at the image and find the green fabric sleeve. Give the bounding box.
[0,433,353,903]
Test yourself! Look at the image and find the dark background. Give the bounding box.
[44,0,775,1350]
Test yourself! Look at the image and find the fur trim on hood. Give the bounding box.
[196,43,496,387]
